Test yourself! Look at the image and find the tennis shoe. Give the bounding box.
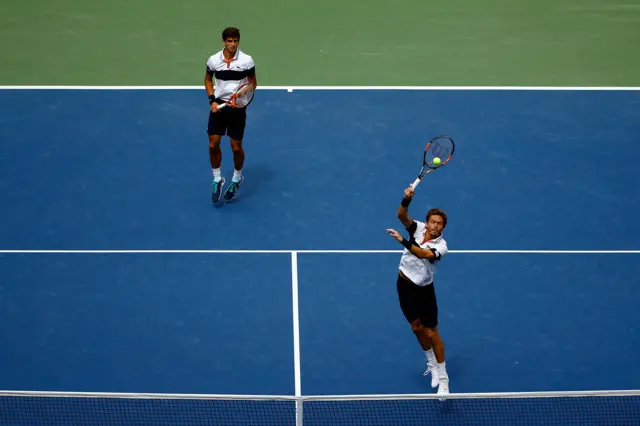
[212,177,225,203]
[437,375,450,397]
[223,175,244,201]
[424,364,440,388]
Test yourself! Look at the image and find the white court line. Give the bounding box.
[0,85,639,91]
[291,252,302,396]
[0,250,639,254]
[290,252,303,426]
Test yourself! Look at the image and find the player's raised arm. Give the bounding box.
[397,186,414,228]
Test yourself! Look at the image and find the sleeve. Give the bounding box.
[205,57,215,76]
[405,221,417,234]
[245,56,256,76]
[413,221,426,240]
[429,240,448,260]
[407,221,424,247]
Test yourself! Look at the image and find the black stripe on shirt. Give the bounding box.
[214,67,255,81]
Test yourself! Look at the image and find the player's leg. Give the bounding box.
[426,327,445,363]
[209,134,222,171]
[230,138,245,178]
[422,284,448,394]
[208,110,227,203]
[223,108,247,201]
[397,273,438,380]
[425,327,447,392]
[409,319,432,350]
[410,284,438,387]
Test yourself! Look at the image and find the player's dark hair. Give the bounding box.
[426,208,447,228]
[222,27,240,40]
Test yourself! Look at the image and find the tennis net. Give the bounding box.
[0,389,638,425]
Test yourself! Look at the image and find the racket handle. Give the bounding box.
[217,103,227,110]
[411,177,421,189]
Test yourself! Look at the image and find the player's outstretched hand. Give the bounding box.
[385,228,403,242]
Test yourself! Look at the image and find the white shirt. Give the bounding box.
[205,49,255,101]
[398,221,448,286]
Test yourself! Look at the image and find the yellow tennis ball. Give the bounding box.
[433,157,441,165]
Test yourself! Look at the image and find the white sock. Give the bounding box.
[438,361,448,378]
[232,168,243,182]
[212,168,222,182]
[425,349,437,366]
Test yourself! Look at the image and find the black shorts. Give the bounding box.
[207,98,247,140]
[397,273,438,328]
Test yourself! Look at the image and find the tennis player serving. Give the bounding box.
[386,185,450,396]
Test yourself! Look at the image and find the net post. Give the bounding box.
[295,396,303,426]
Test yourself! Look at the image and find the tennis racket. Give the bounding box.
[217,82,255,110]
[411,135,455,189]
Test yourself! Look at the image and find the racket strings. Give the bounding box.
[230,82,254,108]
[425,140,454,167]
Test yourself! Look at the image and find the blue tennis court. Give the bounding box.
[1,88,639,422]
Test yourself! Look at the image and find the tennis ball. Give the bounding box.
[433,157,441,166]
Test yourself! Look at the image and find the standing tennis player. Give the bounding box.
[204,27,257,203]
[385,185,450,395]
